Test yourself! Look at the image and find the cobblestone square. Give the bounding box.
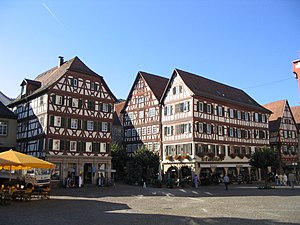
[1,184,299,225]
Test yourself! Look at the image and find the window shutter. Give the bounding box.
[203,124,207,133]
[107,122,111,132]
[108,104,112,113]
[69,98,72,107]
[60,140,65,150]
[50,116,54,126]
[66,141,70,151]
[164,127,167,135]
[78,120,82,129]
[51,95,56,104]
[99,103,103,112]
[82,142,86,152]
[83,120,87,130]
[67,118,71,128]
[61,117,65,128]
[49,139,53,150]
[204,103,207,113]
[196,122,199,132]
[171,126,174,135]
[77,141,81,152]
[78,99,82,108]
[164,107,167,115]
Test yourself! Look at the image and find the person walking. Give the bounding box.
[283,174,288,186]
[194,174,199,188]
[288,173,296,189]
[224,174,229,190]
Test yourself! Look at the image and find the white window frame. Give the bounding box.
[102,122,108,132]
[102,103,109,112]
[56,95,63,105]
[207,104,212,114]
[0,121,8,136]
[71,119,78,129]
[139,110,144,119]
[70,141,77,151]
[100,143,106,153]
[53,139,60,150]
[72,98,78,108]
[152,125,158,134]
[229,109,234,118]
[147,126,152,134]
[87,121,94,131]
[54,116,61,127]
[142,127,146,135]
[149,108,155,117]
[86,142,92,152]
[132,129,136,137]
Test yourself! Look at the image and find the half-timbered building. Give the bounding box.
[8,56,116,185]
[161,69,271,182]
[122,71,168,155]
[264,100,298,172]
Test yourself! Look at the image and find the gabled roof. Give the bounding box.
[161,68,271,113]
[9,56,117,106]
[263,100,297,132]
[291,105,300,129]
[0,91,13,106]
[122,71,168,112]
[0,101,17,119]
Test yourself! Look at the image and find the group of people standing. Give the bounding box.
[274,173,296,188]
[193,174,230,190]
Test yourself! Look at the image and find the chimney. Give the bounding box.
[58,56,64,68]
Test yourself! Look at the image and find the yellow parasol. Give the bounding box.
[0,149,54,170]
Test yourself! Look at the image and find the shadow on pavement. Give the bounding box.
[0,198,296,225]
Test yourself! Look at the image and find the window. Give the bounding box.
[237,129,241,138]
[53,139,60,150]
[152,125,158,134]
[102,103,109,112]
[207,124,212,134]
[102,122,108,132]
[237,111,241,120]
[139,111,144,119]
[0,121,8,136]
[149,108,155,117]
[125,129,131,137]
[137,128,141,136]
[71,119,78,129]
[183,101,190,112]
[128,112,134,121]
[142,127,146,135]
[198,102,203,112]
[207,104,212,114]
[147,126,151,134]
[254,113,259,122]
[100,143,106,153]
[218,126,223,136]
[86,142,92,152]
[88,100,95,110]
[72,98,78,108]
[91,82,98,91]
[245,112,249,121]
[87,121,94,131]
[132,129,136,137]
[72,78,78,87]
[56,95,63,105]
[70,141,77,151]
[218,106,223,116]
[229,109,234,118]
[39,96,44,106]
[54,116,61,127]
[198,123,203,133]
[229,127,234,137]
[165,126,173,136]
[164,105,173,115]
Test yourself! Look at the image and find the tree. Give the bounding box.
[249,147,280,187]
[132,146,160,183]
[111,143,127,180]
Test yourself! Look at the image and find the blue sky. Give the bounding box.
[0,0,299,106]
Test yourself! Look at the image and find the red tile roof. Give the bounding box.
[291,105,300,127]
[164,69,271,113]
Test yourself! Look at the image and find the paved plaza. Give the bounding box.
[0,183,299,225]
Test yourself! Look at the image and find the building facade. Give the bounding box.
[264,100,298,172]
[8,56,116,186]
[122,71,169,156]
[161,69,271,182]
[0,101,17,152]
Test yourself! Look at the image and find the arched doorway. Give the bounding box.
[179,166,192,187]
[166,166,178,188]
